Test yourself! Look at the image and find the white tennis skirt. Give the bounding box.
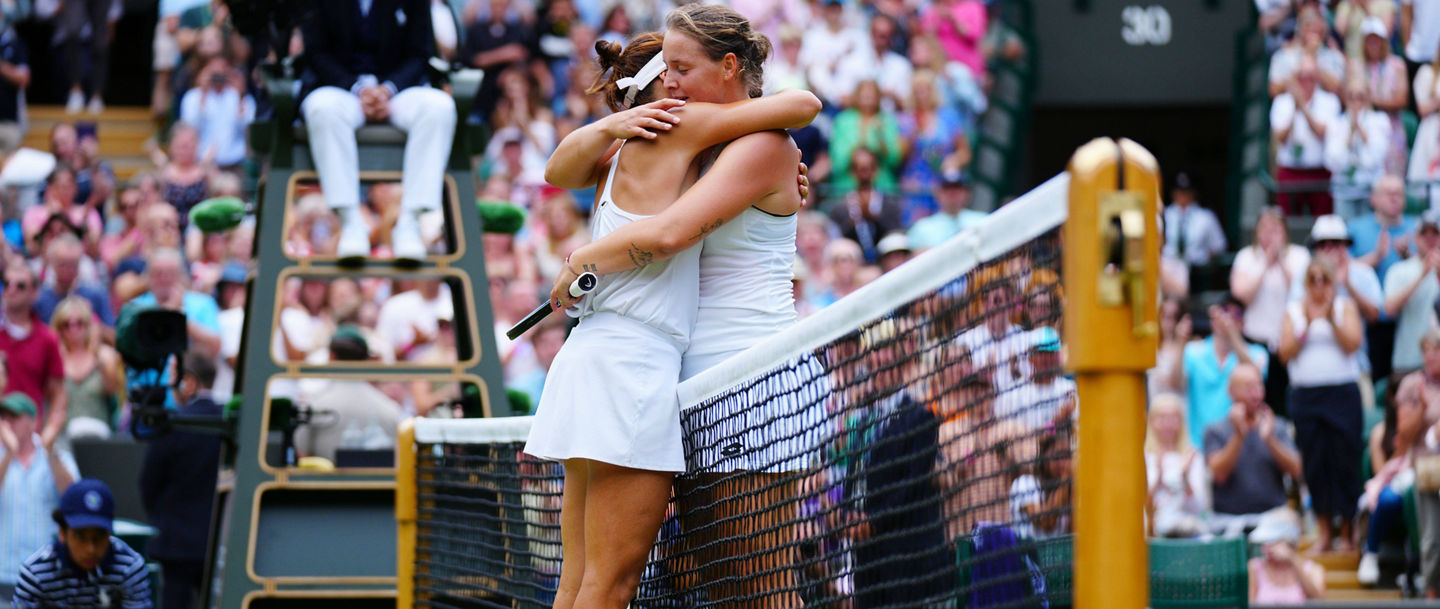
[525,312,686,472]
[681,353,830,473]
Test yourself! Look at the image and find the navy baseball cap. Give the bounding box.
[59,479,115,532]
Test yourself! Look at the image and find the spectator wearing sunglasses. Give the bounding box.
[0,261,67,449]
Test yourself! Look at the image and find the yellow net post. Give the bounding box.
[396,418,418,609]
[1064,138,1160,609]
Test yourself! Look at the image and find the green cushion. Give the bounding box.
[1149,537,1249,608]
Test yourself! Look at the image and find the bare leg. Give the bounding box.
[574,461,674,609]
[1337,519,1355,553]
[1313,516,1333,554]
[553,459,589,609]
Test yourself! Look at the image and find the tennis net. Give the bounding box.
[403,173,1075,609]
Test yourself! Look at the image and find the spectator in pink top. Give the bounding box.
[918,0,987,80]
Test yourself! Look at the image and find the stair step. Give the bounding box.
[1326,570,1362,589]
[1324,588,1403,600]
[1313,550,1360,570]
[28,105,154,122]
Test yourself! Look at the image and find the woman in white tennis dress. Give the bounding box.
[547,5,819,607]
[525,30,820,609]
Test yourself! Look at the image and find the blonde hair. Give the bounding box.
[1144,392,1194,456]
[52,296,98,349]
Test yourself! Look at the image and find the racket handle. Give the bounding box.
[505,273,598,340]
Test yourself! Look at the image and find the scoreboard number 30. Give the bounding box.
[1121,5,1172,46]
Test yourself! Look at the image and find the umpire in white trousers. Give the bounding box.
[300,0,456,262]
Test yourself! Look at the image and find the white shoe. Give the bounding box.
[65,90,84,114]
[392,212,426,263]
[86,97,104,115]
[335,211,371,262]
[1358,552,1380,586]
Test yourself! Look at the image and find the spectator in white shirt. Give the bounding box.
[1162,171,1227,266]
[835,14,913,111]
[1270,9,1347,97]
[1410,50,1440,209]
[1273,55,1344,216]
[1325,79,1394,218]
[1383,210,1440,374]
[1402,0,1440,74]
[799,0,869,109]
[1232,205,1311,410]
[179,55,256,170]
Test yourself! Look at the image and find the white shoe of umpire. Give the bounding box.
[392,212,426,264]
[336,211,371,263]
[1358,552,1380,586]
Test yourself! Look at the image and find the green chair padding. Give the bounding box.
[1036,535,1073,608]
[1149,537,1249,608]
[1406,110,1420,148]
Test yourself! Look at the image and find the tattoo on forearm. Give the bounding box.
[583,263,598,273]
[690,219,723,242]
[627,243,655,269]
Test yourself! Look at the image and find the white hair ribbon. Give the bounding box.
[614,51,666,108]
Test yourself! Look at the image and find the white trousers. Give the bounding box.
[301,85,457,212]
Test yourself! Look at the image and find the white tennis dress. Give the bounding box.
[525,146,700,472]
[677,204,830,473]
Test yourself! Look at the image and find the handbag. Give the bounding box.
[1415,454,1440,493]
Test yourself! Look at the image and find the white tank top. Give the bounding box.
[683,205,798,375]
[1285,297,1361,387]
[576,145,701,347]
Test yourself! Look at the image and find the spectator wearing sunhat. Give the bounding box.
[293,326,404,462]
[13,479,152,609]
[0,392,78,604]
[876,232,911,274]
[140,351,221,609]
[907,168,985,252]
[1291,215,1383,328]
[1383,209,1440,374]
[1247,509,1325,603]
[1162,171,1227,266]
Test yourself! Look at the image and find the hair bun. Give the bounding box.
[594,40,624,70]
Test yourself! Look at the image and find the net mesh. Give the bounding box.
[410,178,1075,609]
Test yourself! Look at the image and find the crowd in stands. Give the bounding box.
[1126,1,1440,602]
[0,0,1026,605]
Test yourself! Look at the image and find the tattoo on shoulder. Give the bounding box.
[627,243,655,269]
[691,219,723,242]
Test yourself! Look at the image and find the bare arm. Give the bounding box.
[1404,4,1415,50]
[0,62,29,89]
[1370,424,1387,478]
[1266,431,1304,480]
[554,132,798,295]
[1298,560,1326,599]
[1207,429,1245,485]
[98,347,125,396]
[1385,265,1430,317]
[544,99,685,189]
[188,322,222,356]
[1278,311,1302,364]
[1334,298,1365,353]
[41,377,67,448]
[1229,252,1265,305]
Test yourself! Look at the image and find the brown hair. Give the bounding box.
[665,3,772,98]
[588,33,664,111]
